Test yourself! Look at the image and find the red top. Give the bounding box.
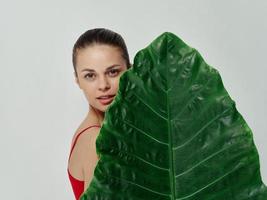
[67,125,101,200]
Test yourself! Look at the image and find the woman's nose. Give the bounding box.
[98,76,110,91]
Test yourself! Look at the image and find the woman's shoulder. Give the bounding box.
[68,123,101,180]
[71,121,101,146]
[69,122,101,160]
[76,125,100,143]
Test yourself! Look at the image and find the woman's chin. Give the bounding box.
[95,104,109,113]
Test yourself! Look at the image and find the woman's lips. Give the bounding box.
[97,95,115,105]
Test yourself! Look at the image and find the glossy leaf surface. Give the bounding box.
[81,32,267,200]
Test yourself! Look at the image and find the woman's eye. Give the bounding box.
[84,73,95,79]
[108,69,119,77]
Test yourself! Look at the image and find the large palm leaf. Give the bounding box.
[80,32,267,200]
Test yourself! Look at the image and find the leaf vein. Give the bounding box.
[122,150,169,171]
[175,144,233,178]
[124,119,168,146]
[171,76,214,123]
[133,93,167,121]
[107,174,170,197]
[175,163,241,199]
[173,107,232,150]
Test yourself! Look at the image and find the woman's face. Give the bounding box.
[75,44,128,112]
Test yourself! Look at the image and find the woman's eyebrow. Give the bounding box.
[81,64,121,72]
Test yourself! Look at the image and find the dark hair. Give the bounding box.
[72,28,131,77]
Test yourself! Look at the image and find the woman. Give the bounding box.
[67,28,131,199]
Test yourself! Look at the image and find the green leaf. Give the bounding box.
[80,32,267,200]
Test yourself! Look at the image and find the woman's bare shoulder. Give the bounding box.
[76,126,100,146]
[68,125,101,180]
[70,121,100,145]
[78,126,101,188]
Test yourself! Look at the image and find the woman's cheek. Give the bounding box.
[82,86,95,103]
[112,78,120,91]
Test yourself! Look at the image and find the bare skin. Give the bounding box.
[68,44,128,192]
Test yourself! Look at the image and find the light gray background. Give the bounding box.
[0,0,266,199]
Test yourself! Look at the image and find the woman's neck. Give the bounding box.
[88,105,105,126]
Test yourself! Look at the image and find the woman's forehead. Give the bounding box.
[76,45,124,72]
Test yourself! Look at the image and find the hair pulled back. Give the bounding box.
[72,28,131,77]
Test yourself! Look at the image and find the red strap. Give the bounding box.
[68,125,101,163]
